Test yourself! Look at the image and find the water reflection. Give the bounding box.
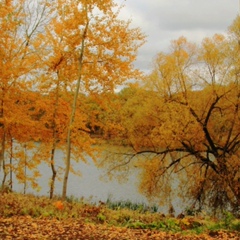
[0,146,187,215]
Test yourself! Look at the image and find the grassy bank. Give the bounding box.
[0,192,239,237]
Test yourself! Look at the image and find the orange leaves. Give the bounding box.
[50,0,145,92]
[111,18,240,211]
[53,201,64,210]
[0,0,159,202]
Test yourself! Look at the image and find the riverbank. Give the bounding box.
[0,192,239,239]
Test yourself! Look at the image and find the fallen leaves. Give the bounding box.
[0,216,239,239]
[53,201,64,210]
[0,193,239,239]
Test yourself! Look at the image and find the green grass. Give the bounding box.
[105,198,158,213]
[0,191,239,236]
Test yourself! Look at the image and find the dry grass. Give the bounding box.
[0,192,239,239]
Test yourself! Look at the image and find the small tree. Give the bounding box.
[0,0,51,189]
[44,0,145,199]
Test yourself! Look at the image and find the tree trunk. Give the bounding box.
[23,144,27,194]
[62,18,89,200]
[49,71,60,199]
[1,131,6,189]
[9,137,13,190]
[50,147,57,199]
[0,98,4,172]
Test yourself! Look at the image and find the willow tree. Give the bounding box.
[44,0,145,199]
[102,17,240,215]
[145,34,239,213]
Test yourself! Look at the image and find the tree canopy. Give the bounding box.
[101,16,240,215]
[0,0,145,199]
[1,0,239,215]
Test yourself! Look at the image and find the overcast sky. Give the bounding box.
[115,0,239,73]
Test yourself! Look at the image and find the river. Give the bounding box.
[0,145,188,215]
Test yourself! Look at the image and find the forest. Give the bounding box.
[0,0,240,218]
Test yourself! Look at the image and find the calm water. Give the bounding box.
[0,146,187,215]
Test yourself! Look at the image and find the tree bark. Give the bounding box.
[49,71,60,199]
[62,17,89,200]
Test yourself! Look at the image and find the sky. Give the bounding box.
[115,0,239,74]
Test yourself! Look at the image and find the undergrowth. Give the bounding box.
[0,192,239,236]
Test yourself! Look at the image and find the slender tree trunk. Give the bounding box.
[50,147,57,199]
[0,136,4,173]
[49,71,60,199]
[9,137,13,190]
[0,131,6,189]
[0,97,4,172]
[1,164,7,189]
[23,144,27,194]
[1,132,6,189]
[62,19,89,200]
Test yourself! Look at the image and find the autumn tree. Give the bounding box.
[0,0,52,190]
[41,0,145,199]
[102,17,240,215]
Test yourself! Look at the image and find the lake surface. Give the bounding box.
[0,146,187,215]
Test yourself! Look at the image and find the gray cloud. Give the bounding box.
[116,0,239,73]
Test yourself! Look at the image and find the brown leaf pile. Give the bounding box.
[0,216,239,240]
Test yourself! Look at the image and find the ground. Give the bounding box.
[0,216,239,240]
[0,193,239,239]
